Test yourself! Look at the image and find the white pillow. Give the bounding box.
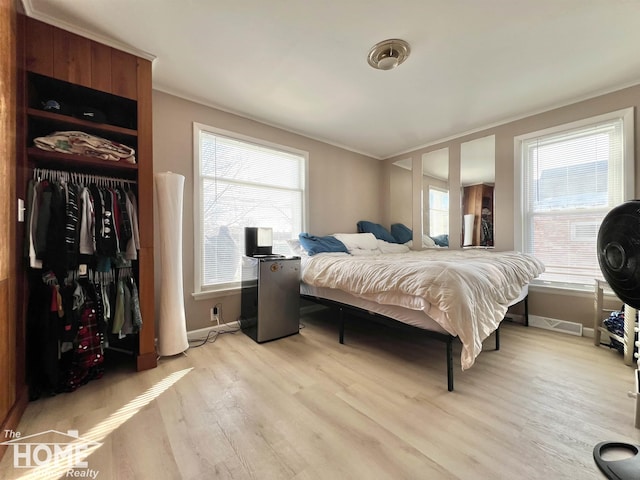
[377,239,410,254]
[422,234,436,247]
[286,239,307,256]
[333,232,379,251]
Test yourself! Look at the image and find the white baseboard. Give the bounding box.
[187,312,589,340]
[186,305,324,342]
[528,315,583,336]
[187,321,241,341]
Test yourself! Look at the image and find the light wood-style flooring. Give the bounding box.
[1,309,638,479]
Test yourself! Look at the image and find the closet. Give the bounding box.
[16,16,156,398]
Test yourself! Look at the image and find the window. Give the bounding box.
[429,186,449,236]
[194,123,306,293]
[515,108,634,289]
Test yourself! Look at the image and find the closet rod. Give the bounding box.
[33,167,137,186]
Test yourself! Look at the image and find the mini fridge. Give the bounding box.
[240,255,301,343]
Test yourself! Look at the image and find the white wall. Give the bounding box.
[384,83,640,327]
[152,90,382,331]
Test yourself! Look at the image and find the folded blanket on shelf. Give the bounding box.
[34,130,136,164]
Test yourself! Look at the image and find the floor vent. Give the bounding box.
[529,315,583,336]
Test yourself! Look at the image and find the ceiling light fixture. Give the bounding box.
[367,38,411,71]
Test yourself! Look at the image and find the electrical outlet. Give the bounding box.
[211,305,220,323]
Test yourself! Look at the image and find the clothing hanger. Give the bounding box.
[36,169,137,187]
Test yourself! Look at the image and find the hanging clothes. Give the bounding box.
[25,172,140,271]
[78,186,95,257]
[124,188,140,260]
[34,180,52,262]
[115,187,132,249]
[130,277,143,330]
[24,168,142,400]
[45,181,68,279]
[65,182,81,269]
[25,273,60,400]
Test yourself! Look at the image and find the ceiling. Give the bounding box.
[23,0,640,160]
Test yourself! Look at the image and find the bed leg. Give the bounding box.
[339,307,345,344]
[495,325,500,351]
[447,337,454,392]
[524,295,529,327]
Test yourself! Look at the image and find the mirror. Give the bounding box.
[460,135,495,247]
[390,158,413,236]
[422,148,449,248]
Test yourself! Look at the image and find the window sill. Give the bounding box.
[529,282,615,299]
[192,287,241,301]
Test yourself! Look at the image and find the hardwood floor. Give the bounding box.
[1,309,638,479]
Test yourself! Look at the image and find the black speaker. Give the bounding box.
[244,227,273,257]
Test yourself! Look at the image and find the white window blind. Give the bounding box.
[429,187,449,236]
[194,124,306,292]
[519,109,633,289]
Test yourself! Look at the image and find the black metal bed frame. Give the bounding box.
[301,293,529,392]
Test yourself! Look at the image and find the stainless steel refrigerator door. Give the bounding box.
[256,259,300,342]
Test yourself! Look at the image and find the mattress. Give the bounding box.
[300,282,529,336]
[300,249,544,369]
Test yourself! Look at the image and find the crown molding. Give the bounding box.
[20,0,156,62]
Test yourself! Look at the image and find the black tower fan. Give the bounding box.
[594,200,640,479]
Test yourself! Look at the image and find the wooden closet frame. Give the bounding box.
[2,13,157,460]
[18,16,157,369]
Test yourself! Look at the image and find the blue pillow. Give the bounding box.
[431,234,449,247]
[298,233,349,256]
[390,223,412,244]
[357,220,397,243]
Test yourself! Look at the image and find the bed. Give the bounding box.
[293,232,545,391]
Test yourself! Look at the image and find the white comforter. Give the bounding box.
[301,249,545,370]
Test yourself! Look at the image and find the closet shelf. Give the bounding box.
[598,326,624,345]
[594,279,637,366]
[27,108,138,137]
[27,147,138,174]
